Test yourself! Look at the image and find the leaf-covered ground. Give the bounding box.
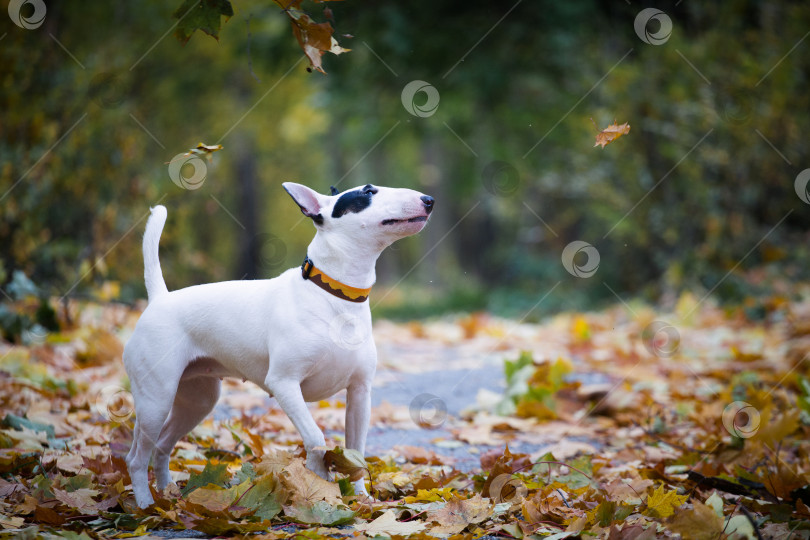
[2,290,810,539]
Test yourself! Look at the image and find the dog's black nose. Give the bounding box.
[421,195,435,213]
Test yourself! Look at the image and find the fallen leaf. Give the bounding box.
[354,509,427,536]
[323,446,366,481]
[428,494,493,536]
[182,461,230,496]
[281,460,341,506]
[643,485,688,518]
[283,499,354,525]
[666,501,724,539]
[53,487,100,514]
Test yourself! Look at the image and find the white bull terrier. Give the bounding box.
[123,182,434,508]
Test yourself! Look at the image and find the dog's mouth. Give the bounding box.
[381,215,428,225]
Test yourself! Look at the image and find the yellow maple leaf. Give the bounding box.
[402,487,455,503]
[644,484,688,518]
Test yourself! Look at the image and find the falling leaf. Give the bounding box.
[166,142,224,165]
[173,0,234,44]
[593,119,631,148]
[190,142,224,159]
[280,1,350,73]
[643,485,688,518]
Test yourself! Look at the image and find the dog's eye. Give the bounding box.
[362,184,378,195]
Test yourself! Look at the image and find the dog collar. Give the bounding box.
[301,256,371,303]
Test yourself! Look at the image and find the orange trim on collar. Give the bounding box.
[301,257,371,303]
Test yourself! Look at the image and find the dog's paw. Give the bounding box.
[352,478,373,499]
[133,490,155,509]
[306,448,332,480]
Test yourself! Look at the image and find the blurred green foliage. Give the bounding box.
[1,1,809,318]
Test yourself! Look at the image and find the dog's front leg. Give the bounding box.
[345,381,372,496]
[268,379,329,479]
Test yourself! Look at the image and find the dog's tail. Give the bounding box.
[143,205,169,301]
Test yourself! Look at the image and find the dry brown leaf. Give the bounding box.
[53,487,100,515]
[593,120,631,148]
[281,460,341,506]
[665,501,724,539]
[254,449,295,476]
[428,494,493,536]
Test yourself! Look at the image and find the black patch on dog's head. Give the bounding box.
[329,186,339,195]
[331,184,378,218]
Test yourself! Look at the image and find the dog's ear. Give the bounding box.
[282,182,326,225]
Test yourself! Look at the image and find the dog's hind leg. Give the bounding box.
[127,375,181,508]
[153,375,221,490]
[125,418,140,468]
